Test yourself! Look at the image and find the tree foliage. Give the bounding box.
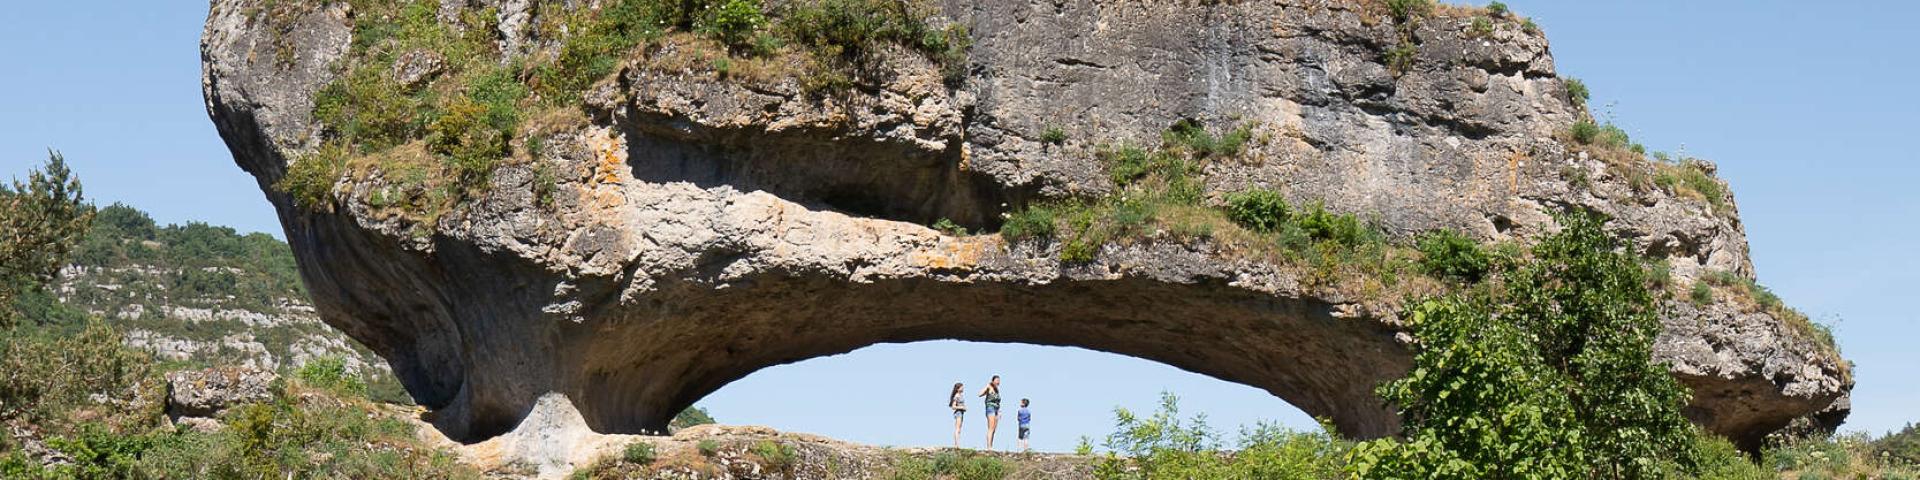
[1351,210,1698,479]
[0,152,94,328]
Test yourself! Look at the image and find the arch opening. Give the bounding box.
[692,340,1325,451]
[554,274,1415,443]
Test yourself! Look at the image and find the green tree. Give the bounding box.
[1,151,94,328]
[1352,210,1697,479]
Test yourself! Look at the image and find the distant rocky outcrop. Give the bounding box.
[202,0,1849,453]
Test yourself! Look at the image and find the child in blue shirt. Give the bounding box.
[1016,398,1032,452]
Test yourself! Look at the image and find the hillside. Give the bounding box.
[16,203,404,398]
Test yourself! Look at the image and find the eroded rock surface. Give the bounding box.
[202,0,1849,450]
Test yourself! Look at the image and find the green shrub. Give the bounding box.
[1384,0,1433,22]
[622,441,657,464]
[751,440,797,471]
[294,356,367,397]
[1224,189,1290,233]
[1352,210,1698,478]
[698,439,722,457]
[1294,202,1374,247]
[1565,77,1591,106]
[1384,43,1418,74]
[1092,393,1348,479]
[1469,17,1493,37]
[1058,206,1107,264]
[1041,126,1067,145]
[1104,145,1155,187]
[1486,1,1508,17]
[1415,229,1492,283]
[1521,18,1539,34]
[931,218,969,236]
[1000,205,1058,241]
[1160,120,1251,159]
[1690,281,1714,305]
[697,0,769,52]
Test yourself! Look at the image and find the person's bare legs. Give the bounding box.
[953,414,964,448]
[1018,434,1028,452]
[985,413,999,450]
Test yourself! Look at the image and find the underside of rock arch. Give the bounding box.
[203,0,1849,450]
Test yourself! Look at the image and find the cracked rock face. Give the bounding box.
[202,0,1848,448]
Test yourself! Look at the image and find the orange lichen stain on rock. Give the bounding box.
[911,237,994,271]
[585,132,629,210]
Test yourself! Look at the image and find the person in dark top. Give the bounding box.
[1016,398,1032,452]
[949,382,966,448]
[978,375,1002,450]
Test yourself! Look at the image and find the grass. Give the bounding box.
[1654,157,1728,211]
[1697,269,1840,356]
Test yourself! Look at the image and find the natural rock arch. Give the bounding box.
[202,0,1849,451]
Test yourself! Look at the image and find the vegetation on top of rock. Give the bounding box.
[1000,120,1427,299]
[279,0,971,226]
[1413,229,1497,284]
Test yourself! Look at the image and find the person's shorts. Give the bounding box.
[1018,426,1030,440]
[954,409,966,419]
[984,405,1000,416]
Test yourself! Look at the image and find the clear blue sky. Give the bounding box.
[1,1,1913,452]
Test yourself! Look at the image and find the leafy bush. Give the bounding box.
[1384,44,1418,74]
[623,442,657,464]
[1690,281,1714,305]
[1161,120,1252,159]
[1351,210,1699,478]
[1469,17,1493,37]
[751,440,798,472]
[1000,205,1058,241]
[1224,189,1290,233]
[1415,229,1492,283]
[781,0,968,81]
[1384,0,1434,22]
[1487,1,1508,17]
[1294,202,1374,247]
[1565,77,1591,106]
[1092,392,1348,479]
[931,218,969,236]
[696,0,769,52]
[1569,120,1631,149]
[1041,126,1067,145]
[294,356,368,397]
[698,439,722,457]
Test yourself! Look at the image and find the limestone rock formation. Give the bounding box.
[166,367,275,425]
[202,0,1849,450]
